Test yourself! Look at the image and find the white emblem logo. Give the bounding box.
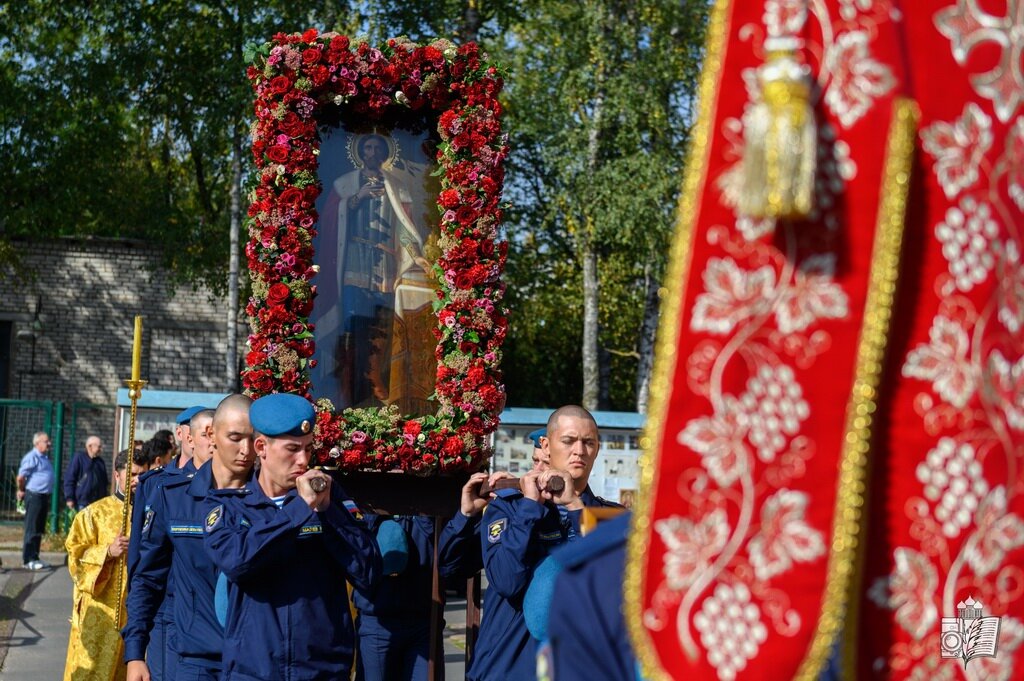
[940,596,1001,668]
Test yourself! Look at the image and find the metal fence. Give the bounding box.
[0,399,116,531]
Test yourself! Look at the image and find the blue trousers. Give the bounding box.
[22,491,49,564]
[355,613,436,681]
[147,618,177,681]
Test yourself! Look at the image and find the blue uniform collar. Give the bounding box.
[240,472,299,508]
[186,460,214,498]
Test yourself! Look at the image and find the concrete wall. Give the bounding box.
[0,238,245,405]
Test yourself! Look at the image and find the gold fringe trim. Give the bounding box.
[623,0,733,678]
[795,97,920,680]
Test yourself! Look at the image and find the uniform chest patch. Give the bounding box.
[488,518,507,544]
[299,523,323,537]
[538,530,562,541]
[205,505,223,533]
[169,524,204,536]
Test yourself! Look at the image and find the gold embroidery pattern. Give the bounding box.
[796,97,920,680]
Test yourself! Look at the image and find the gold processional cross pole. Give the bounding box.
[116,315,145,629]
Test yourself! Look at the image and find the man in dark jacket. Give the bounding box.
[63,436,109,510]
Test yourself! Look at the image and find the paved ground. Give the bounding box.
[0,550,71,680]
[0,548,473,679]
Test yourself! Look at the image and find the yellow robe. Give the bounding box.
[63,495,127,681]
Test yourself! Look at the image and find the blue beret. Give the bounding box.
[528,427,547,448]
[176,405,208,426]
[376,519,410,575]
[250,393,315,437]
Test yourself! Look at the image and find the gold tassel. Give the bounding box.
[740,39,816,220]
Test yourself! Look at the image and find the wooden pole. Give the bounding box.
[116,315,146,629]
[427,515,444,680]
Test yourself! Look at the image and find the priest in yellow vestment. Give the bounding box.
[63,449,143,681]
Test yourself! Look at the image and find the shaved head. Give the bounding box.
[215,394,253,426]
[546,405,597,433]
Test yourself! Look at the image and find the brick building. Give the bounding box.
[1,237,244,403]
[0,238,244,513]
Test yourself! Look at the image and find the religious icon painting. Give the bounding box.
[243,31,508,474]
[310,125,443,419]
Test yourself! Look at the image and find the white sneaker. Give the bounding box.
[23,560,47,570]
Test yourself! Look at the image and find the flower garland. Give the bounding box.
[242,30,508,474]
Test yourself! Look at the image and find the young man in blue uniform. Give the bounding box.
[467,405,621,680]
[204,392,382,680]
[124,396,254,681]
[172,405,206,471]
[125,406,214,681]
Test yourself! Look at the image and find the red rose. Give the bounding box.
[278,187,303,206]
[246,350,266,366]
[455,206,476,226]
[269,75,291,95]
[279,112,306,138]
[267,282,291,307]
[301,28,318,42]
[404,421,423,437]
[266,145,289,163]
[301,47,321,64]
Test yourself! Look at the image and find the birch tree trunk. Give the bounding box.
[635,266,661,414]
[226,134,241,390]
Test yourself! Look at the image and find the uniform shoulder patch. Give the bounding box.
[342,499,364,522]
[205,504,224,532]
[142,509,155,536]
[487,517,507,544]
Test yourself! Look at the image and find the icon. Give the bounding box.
[939,596,1000,668]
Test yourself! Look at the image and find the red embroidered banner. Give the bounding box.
[626,2,1024,679]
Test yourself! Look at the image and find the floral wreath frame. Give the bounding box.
[242,30,508,474]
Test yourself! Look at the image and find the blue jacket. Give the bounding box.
[438,511,483,580]
[203,477,382,680]
[467,487,619,680]
[127,466,184,631]
[547,511,635,681]
[122,461,227,667]
[63,451,109,508]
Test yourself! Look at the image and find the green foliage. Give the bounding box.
[0,0,707,410]
[494,0,708,409]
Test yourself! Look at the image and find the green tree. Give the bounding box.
[496,0,708,411]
